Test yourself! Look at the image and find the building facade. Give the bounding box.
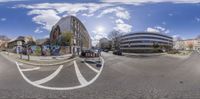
[7,36,36,53]
[50,16,91,55]
[0,40,8,50]
[174,39,200,50]
[120,32,173,53]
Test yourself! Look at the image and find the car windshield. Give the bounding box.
[1,0,200,99]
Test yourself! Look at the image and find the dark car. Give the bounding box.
[103,49,109,52]
[113,50,122,55]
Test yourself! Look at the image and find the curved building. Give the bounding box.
[120,32,173,53]
[50,16,91,55]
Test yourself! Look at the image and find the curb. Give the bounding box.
[123,53,166,56]
[16,57,78,66]
[0,52,77,66]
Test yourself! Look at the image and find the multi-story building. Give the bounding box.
[174,39,200,50]
[0,35,10,50]
[120,32,173,53]
[0,40,8,50]
[7,36,36,53]
[50,16,91,55]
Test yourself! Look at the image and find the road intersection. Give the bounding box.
[1,51,200,98]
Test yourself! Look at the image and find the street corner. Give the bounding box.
[15,56,78,67]
[14,56,105,90]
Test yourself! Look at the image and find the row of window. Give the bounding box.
[120,40,172,45]
[121,33,172,39]
[121,45,172,48]
[121,36,173,42]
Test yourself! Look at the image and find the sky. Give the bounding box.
[0,0,200,45]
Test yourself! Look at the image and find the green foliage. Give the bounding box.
[60,31,72,46]
[167,49,180,54]
[34,46,41,56]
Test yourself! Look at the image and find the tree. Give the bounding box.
[60,31,72,46]
[60,31,73,53]
[188,43,193,50]
[107,30,122,50]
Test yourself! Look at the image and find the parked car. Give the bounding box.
[81,49,100,57]
[103,49,109,52]
[113,49,122,55]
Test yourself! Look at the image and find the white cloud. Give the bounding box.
[146,26,170,33]
[91,30,108,46]
[101,0,200,4]
[15,3,114,15]
[155,26,165,31]
[34,27,43,33]
[114,19,132,33]
[0,0,26,2]
[195,17,200,22]
[27,9,60,31]
[15,3,117,31]
[0,18,6,21]
[97,7,130,20]
[82,13,94,17]
[146,27,160,33]
[172,34,183,41]
[168,13,173,16]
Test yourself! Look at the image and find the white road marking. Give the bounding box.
[18,63,24,65]
[74,61,88,85]
[84,61,99,73]
[33,65,63,85]
[15,57,105,90]
[21,67,40,72]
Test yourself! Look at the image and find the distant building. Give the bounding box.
[7,36,36,53]
[174,39,200,50]
[120,32,173,53]
[0,40,8,50]
[50,16,91,55]
[0,35,10,50]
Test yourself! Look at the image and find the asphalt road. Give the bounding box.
[0,51,200,99]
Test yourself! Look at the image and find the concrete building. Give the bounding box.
[174,39,200,51]
[50,16,91,55]
[120,32,173,53]
[7,36,36,53]
[0,35,10,50]
[0,40,8,50]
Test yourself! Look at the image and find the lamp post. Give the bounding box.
[17,41,22,59]
[26,44,30,61]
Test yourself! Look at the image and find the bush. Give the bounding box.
[167,50,180,54]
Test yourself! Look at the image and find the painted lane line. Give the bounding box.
[33,65,63,85]
[15,57,105,90]
[21,67,40,72]
[18,63,24,65]
[84,61,99,73]
[74,61,88,85]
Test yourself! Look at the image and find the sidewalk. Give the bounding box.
[1,52,76,66]
[122,52,166,56]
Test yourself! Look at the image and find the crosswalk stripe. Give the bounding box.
[74,61,88,85]
[84,62,99,73]
[21,67,40,72]
[33,65,63,85]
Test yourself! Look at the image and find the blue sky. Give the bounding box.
[0,0,200,45]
